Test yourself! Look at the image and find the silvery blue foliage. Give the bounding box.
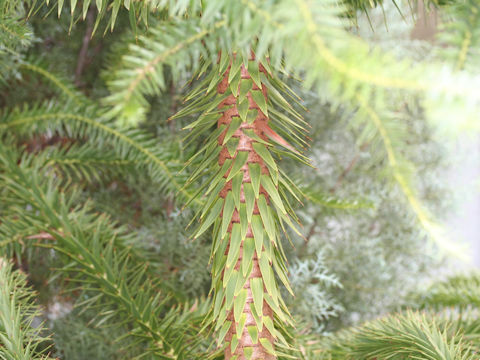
[287,253,344,333]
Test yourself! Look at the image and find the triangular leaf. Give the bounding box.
[250,277,264,318]
[227,151,248,181]
[223,117,242,145]
[225,270,238,310]
[248,163,261,198]
[261,175,286,214]
[218,320,231,344]
[230,333,239,354]
[226,223,242,268]
[248,61,262,89]
[213,287,224,319]
[243,182,255,222]
[221,192,235,239]
[239,202,248,239]
[242,237,255,276]
[263,316,276,339]
[228,56,243,84]
[232,172,243,210]
[251,89,268,116]
[247,326,259,344]
[259,338,276,356]
[252,143,277,172]
[215,304,228,332]
[236,313,247,340]
[257,195,275,242]
[249,302,263,331]
[259,255,276,302]
[239,79,253,103]
[237,97,249,122]
[235,266,248,295]
[234,289,247,323]
[244,346,253,359]
[251,215,264,258]
[273,257,294,296]
[226,137,240,157]
[229,69,241,97]
[195,198,224,238]
[246,109,258,124]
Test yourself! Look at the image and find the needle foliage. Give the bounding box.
[1,0,479,359]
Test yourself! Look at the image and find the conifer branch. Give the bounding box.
[416,273,480,309]
[0,144,209,359]
[356,94,467,260]
[0,259,52,360]
[312,311,475,360]
[19,62,83,103]
[0,103,199,204]
[440,0,480,71]
[103,19,226,125]
[177,51,310,359]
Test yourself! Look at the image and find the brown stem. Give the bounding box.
[74,7,95,87]
[330,142,369,193]
[217,56,276,360]
[305,218,318,243]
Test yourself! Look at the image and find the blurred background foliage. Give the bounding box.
[1,0,480,358]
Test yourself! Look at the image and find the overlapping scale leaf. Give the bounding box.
[180,54,310,358]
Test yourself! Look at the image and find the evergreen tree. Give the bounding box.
[1,0,480,359]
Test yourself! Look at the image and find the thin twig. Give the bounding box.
[330,142,369,193]
[305,218,318,243]
[74,7,95,87]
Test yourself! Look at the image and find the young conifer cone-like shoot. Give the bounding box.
[216,56,277,360]
[176,52,309,359]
